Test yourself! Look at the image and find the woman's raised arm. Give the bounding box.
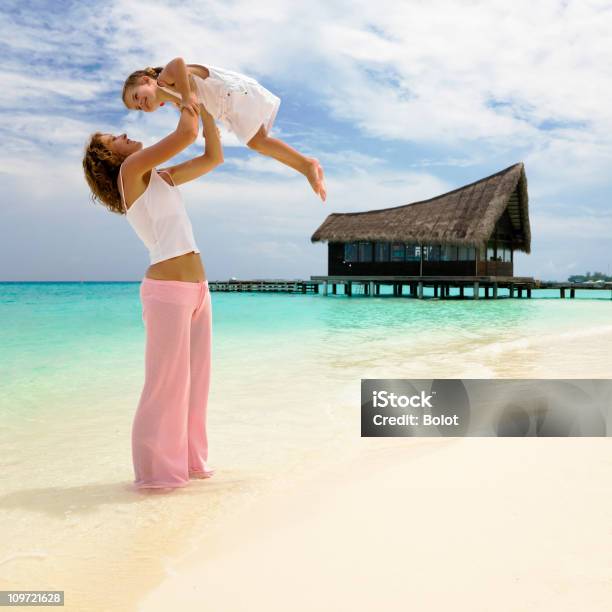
[122,104,200,180]
[159,106,224,186]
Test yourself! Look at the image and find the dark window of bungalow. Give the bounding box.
[344,242,358,262]
[391,242,405,262]
[458,246,475,261]
[405,243,420,261]
[425,245,441,261]
[374,242,389,262]
[358,241,373,262]
[440,245,458,261]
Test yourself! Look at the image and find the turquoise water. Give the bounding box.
[2,281,612,425]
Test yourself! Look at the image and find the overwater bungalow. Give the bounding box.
[310,162,531,278]
[207,161,607,298]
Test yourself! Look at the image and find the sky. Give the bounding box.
[1,0,611,281]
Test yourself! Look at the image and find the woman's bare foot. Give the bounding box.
[189,468,215,479]
[305,158,325,202]
[140,487,177,494]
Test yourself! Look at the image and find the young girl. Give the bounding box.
[122,57,327,202]
[82,101,222,491]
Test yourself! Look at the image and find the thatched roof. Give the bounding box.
[311,162,531,253]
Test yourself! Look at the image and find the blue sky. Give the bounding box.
[1,0,611,281]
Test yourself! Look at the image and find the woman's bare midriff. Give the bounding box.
[145,252,207,283]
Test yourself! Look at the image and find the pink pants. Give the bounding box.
[132,277,213,490]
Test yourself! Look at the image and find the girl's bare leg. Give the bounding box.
[247,126,326,202]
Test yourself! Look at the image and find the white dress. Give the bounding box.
[162,65,281,145]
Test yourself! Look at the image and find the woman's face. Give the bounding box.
[124,76,160,112]
[102,133,142,157]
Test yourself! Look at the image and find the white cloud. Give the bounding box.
[532,211,612,241]
[223,155,296,177]
[5,1,612,167]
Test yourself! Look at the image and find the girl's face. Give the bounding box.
[125,76,160,112]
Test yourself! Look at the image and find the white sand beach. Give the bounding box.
[140,436,612,612]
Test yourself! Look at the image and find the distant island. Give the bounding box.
[568,271,612,283]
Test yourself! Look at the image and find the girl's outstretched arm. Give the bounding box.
[123,104,199,181]
[159,106,223,185]
[158,57,197,108]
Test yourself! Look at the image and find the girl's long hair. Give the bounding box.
[82,133,126,214]
[121,66,163,108]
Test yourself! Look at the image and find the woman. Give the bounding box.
[82,100,223,491]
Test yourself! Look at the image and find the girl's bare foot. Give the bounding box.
[305,158,325,202]
[315,160,327,202]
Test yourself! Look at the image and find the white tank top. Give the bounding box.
[118,166,200,265]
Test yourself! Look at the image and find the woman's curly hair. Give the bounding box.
[82,132,126,214]
[122,66,163,108]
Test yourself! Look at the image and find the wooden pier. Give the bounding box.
[209,279,319,293]
[310,276,612,299]
[537,281,612,298]
[208,276,612,299]
[311,275,536,299]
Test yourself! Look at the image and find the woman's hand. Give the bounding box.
[180,92,200,116]
[176,103,199,141]
[200,107,220,139]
